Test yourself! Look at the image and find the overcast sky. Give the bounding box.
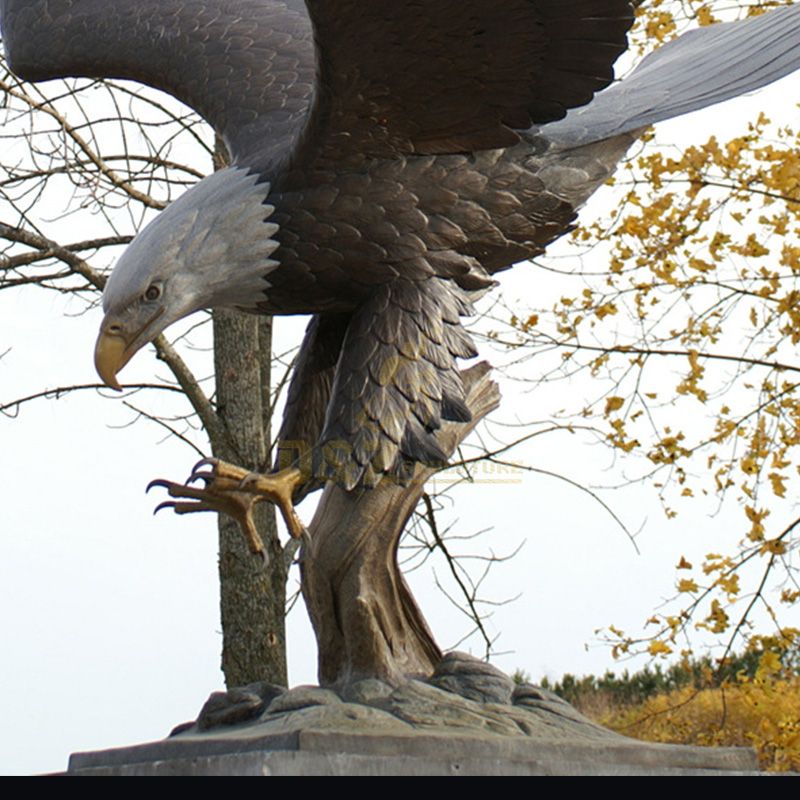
[1,67,799,776]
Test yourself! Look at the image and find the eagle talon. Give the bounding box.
[192,457,219,474]
[146,478,172,494]
[147,460,307,557]
[187,470,214,486]
[154,499,217,516]
[153,500,176,516]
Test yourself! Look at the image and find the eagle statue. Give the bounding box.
[3,1,800,555]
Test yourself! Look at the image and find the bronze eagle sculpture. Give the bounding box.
[2,1,800,554]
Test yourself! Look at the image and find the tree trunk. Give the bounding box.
[212,311,287,689]
[209,136,286,689]
[301,363,501,688]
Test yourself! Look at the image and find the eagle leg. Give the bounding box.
[147,459,309,556]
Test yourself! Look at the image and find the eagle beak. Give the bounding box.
[94,307,165,391]
[94,329,127,391]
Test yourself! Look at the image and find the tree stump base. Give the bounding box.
[301,362,502,688]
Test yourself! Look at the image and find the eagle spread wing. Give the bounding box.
[3,0,800,492]
[0,0,315,163]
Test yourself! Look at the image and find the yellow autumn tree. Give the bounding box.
[508,0,800,666]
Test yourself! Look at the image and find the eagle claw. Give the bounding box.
[153,500,176,516]
[147,473,267,558]
[146,478,173,494]
[146,459,310,558]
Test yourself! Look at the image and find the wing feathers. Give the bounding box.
[0,0,314,163]
[543,3,800,150]
[303,0,634,158]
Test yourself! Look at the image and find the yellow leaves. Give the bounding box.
[609,255,626,275]
[776,289,800,316]
[739,417,777,482]
[695,5,719,27]
[702,553,733,576]
[604,396,625,416]
[665,615,683,635]
[607,418,640,454]
[757,267,780,299]
[712,416,737,445]
[589,353,610,378]
[751,111,772,132]
[676,350,708,403]
[773,287,800,344]
[510,313,540,334]
[594,302,618,320]
[677,579,699,594]
[780,244,800,275]
[740,455,759,475]
[643,11,677,43]
[598,676,800,772]
[757,144,800,198]
[648,640,673,657]
[621,214,648,239]
[605,625,634,660]
[764,214,789,237]
[731,233,769,259]
[717,573,740,601]
[756,651,783,681]
[677,557,693,570]
[699,599,729,634]
[648,433,690,465]
[709,231,731,259]
[768,472,787,499]
[688,257,714,274]
[745,506,770,542]
[760,539,788,556]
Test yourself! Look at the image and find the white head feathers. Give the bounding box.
[103,166,280,316]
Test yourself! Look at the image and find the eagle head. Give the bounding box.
[94,167,279,389]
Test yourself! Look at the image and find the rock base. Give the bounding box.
[67,653,761,776]
[69,737,761,776]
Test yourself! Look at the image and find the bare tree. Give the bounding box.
[0,63,289,687]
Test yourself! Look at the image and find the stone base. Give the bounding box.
[69,730,759,776]
[65,653,763,776]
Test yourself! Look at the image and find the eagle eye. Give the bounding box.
[144,284,162,302]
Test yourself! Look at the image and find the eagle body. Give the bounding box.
[258,144,570,314]
[3,0,800,490]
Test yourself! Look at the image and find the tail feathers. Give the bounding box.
[543,3,800,150]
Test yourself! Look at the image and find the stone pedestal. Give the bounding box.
[68,729,759,776]
[65,661,762,776]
